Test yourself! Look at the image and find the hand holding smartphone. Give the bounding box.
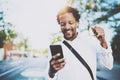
[50,45,64,59]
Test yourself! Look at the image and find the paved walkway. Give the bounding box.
[97,64,120,80]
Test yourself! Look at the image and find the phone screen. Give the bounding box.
[50,45,64,59]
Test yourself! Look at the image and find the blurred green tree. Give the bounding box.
[0,11,17,48]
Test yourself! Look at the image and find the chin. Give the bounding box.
[64,36,71,40]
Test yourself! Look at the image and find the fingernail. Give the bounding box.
[57,53,60,56]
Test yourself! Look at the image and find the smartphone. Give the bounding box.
[50,45,64,59]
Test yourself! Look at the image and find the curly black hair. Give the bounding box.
[57,6,80,24]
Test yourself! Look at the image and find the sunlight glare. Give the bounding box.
[5,0,66,49]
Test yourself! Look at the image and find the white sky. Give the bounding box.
[3,0,66,49]
[1,0,114,49]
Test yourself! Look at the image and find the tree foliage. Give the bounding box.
[0,11,17,48]
[66,0,120,63]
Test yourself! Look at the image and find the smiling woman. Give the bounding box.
[3,0,66,49]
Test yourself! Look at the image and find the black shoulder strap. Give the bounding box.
[63,40,94,80]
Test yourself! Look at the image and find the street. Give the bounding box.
[0,57,120,80]
[0,56,48,80]
[97,63,120,80]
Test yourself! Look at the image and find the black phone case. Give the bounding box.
[50,45,64,59]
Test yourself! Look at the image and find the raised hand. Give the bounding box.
[92,26,108,49]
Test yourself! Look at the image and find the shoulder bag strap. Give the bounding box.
[63,40,94,80]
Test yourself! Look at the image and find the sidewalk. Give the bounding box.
[97,64,120,80]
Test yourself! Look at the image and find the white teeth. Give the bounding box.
[66,30,70,32]
[65,31,71,34]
